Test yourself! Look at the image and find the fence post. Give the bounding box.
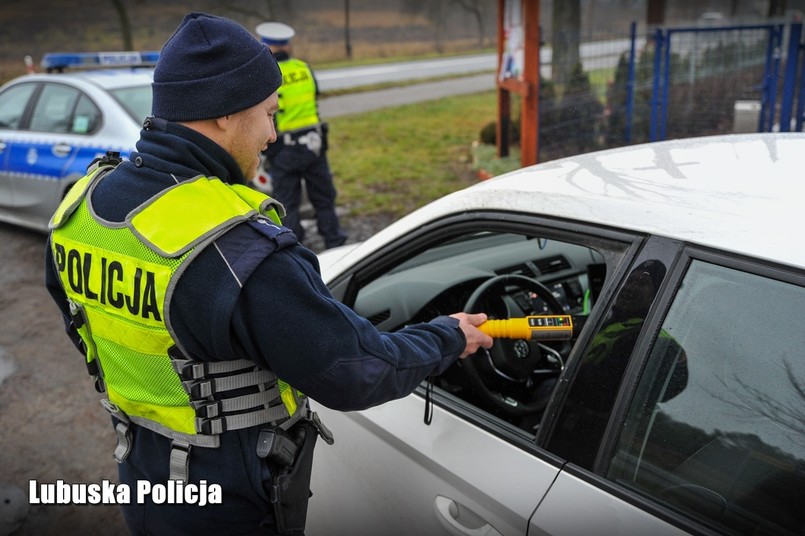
[625,21,637,144]
[650,27,664,141]
[797,31,805,131]
[780,22,803,132]
[661,30,673,140]
[759,24,784,131]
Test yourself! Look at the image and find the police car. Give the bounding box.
[308,132,805,536]
[0,51,156,232]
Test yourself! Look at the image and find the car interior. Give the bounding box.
[349,226,630,434]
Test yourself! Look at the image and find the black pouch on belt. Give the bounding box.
[265,421,318,534]
[320,122,329,152]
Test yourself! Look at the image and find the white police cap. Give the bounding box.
[255,22,296,46]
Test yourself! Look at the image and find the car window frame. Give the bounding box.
[600,244,805,475]
[539,235,686,463]
[27,81,104,136]
[70,92,104,135]
[0,81,41,131]
[328,209,646,455]
[28,82,82,134]
[563,242,805,535]
[107,83,153,125]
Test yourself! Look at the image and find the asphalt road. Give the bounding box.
[316,53,496,92]
[315,39,636,118]
[315,39,636,95]
[0,223,126,535]
[319,72,496,118]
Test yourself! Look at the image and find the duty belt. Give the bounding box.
[281,125,323,156]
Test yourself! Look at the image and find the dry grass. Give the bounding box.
[307,9,431,28]
[298,38,490,65]
[328,91,499,219]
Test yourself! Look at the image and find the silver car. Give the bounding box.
[0,52,154,232]
[308,133,805,536]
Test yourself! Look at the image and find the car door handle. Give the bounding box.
[0,141,6,152]
[433,496,503,536]
[52,143,72,157]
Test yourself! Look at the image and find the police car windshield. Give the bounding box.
[110,85,152,125]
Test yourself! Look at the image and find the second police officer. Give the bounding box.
[256,21,349,250]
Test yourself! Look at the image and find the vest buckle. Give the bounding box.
[185,379,214,398]
[196,416,225,435]
[193,400,222,419]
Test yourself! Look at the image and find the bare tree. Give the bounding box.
[452,0,488,47]
[767,0,787,17]
[109,0,134,50]
[552,0,581,85]
[402,0,450,53]
[344,0,353,59]
[646,0,666,26]
[733,360,805,440]
[215,1,296,25]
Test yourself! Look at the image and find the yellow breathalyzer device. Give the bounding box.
[479,315,574,340]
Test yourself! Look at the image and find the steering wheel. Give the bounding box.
[462,274,569,417]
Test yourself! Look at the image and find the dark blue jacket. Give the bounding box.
[44,119,465,535]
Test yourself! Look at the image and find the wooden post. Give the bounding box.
[497,0,540,167]
[497,0,510,158]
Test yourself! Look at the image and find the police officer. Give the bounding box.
[255,21,348,250]
[44,12,492,536]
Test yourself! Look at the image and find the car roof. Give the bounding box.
[331,133,805,274]
[9,69,154,90]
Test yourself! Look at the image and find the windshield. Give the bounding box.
[110,85,152,125]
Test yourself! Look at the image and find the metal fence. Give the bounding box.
[644,22,788,142]
[533,19,805,162]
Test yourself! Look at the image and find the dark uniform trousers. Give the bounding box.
[269,141,347,249]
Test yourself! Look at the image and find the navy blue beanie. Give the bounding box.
[152,12,282,121]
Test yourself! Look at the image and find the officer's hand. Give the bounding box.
[450,312,494,358]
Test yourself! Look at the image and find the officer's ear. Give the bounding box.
[216,115,232,130]
[212,115,242,141]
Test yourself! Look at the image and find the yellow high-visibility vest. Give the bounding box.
[49,165,303,446]
[276,58,320,133]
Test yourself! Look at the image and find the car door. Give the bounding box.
[0,81,38,213]
[307,213,639,536]
[308,395,560,536]
[531,242,805,534]
[7,82,86,225]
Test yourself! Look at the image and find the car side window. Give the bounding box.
[0,83,36,129]
[110,85,152,124]
[349,227,630,437]
[29,84,80,133]
[607,260,805,535]
[71,94,101,134]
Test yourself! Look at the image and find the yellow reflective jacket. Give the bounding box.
[276,58,320,133]
[49,163,303,447]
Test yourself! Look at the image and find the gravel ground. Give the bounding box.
[297,210,393,254]
[0,211,388,536]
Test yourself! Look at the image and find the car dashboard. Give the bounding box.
[353,233,603,331]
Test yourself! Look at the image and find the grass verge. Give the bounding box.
[325,65,614,223]
[327,90,504,221]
